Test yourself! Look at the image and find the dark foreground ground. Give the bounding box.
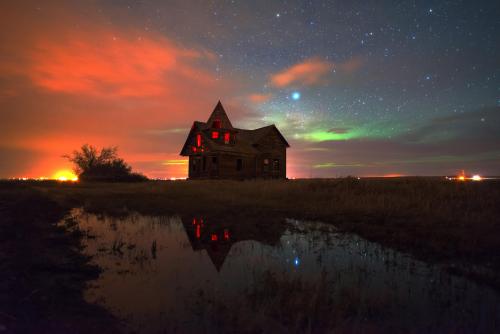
[1,178,500,332]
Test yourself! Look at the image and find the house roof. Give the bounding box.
[179,101,290,156]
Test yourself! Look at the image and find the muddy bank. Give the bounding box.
[0,184,117,333]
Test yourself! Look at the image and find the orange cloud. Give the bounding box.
[270,57,363,88]
[248,93,272,103]
[29,32,217,98]
[270,57,333,88]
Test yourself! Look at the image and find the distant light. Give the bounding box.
[458,175,465,181]
[53,170,78,182]
[291,92,301,100]
[472,175,482,181]
[293,256,300,267]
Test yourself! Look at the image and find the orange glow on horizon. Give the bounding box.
[52,170,78,182]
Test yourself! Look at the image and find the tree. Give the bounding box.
[64,144,147,182]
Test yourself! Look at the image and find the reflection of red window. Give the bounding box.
[211,234,218,241]
[212,131,219,139]
[196,134,201,147]
[224,132,230,144]
[224,229,230,240]
[213,119,221,128]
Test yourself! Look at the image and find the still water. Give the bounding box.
[61,209,500,333]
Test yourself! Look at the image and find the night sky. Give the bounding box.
[1,1,499,179]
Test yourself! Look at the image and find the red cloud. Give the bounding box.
[248,93,272,103]
[29,32,217,98]
[270,57,363,88]
[270,57,333,88]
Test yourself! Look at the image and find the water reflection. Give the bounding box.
[183,216,285,271]
[61,210,500,333]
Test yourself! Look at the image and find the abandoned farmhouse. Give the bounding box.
[180,101,289,179]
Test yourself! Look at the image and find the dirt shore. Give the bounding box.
[0,183,118,333]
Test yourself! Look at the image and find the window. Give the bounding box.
[196,133,201,147]
[224,132,230,144]
[212,119,221,128]
[212,131,219,139]
[236,158,242,171]
[202,156,206,171]
[192,159,198,172]
[273,159,280,171]
[263,158,269,172]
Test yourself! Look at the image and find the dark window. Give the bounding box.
[211,156,218,171]
[273,159,280,171]
[202,156,206,171]
[236,158,242,171]
[263,158,269,172]
[212,119,221,128]
[192,159,198,172]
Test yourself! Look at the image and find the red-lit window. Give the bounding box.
[196,225,201,239]
[224,132,230,144]
[211,234,218,241]
[213,119,221,128]
[224,229,230,240]
[196,133,201,147]
[212,131,219,139]
[192,146,197,152]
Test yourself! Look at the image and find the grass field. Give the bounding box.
[1,177,500,331]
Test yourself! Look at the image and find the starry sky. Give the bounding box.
[1,0,499,179]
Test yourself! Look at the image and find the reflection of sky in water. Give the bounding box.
[63,210,500,333]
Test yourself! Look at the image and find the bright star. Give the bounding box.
[291,92,301,100]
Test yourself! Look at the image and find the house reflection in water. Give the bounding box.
[181,216,286,271]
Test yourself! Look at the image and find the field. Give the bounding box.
[1,177,500,331]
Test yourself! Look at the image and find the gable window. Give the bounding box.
[196,133,201,147]
[236,158,242,171]
[273,159,280,171]
[224,132,230,144]
[212,131,219,139]
[212,119,221,128]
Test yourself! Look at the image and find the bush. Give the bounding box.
[64,144,148,182]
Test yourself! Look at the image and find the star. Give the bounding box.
[291,92,301,100]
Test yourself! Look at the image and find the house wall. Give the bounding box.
[217,153,256,179]
[187,129,288,180]
[254,130,287,179]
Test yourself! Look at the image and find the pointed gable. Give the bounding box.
[206,101,233,129]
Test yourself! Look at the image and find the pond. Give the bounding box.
[61,209,500,333]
